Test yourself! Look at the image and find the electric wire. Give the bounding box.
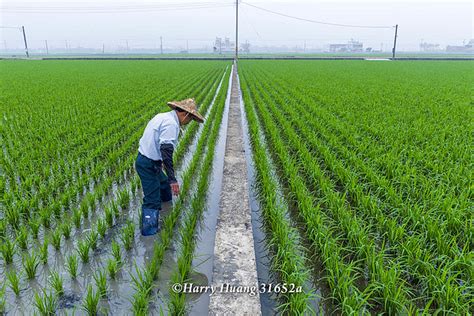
[241,2,394,29]
[3,2,234,13]
[240,5,263,41]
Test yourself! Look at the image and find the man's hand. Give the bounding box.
[170,182,180,196]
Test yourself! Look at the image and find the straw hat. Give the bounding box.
[167,98,204,123]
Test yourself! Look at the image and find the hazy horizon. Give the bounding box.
[1,0,472,53]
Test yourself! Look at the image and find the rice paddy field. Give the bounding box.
[238,60,473,314]
[0,59,473,315]
[1,60,231,314]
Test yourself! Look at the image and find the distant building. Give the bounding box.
[420,42,441,52]
[329,39,363,53]
[213,37,235,54]
[446,39,474,53]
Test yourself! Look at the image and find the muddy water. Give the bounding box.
[1,168,178,315]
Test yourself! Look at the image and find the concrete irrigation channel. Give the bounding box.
[184,63,268,315]
[208,65,261,314]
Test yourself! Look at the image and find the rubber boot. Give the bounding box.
[141,208,159,236]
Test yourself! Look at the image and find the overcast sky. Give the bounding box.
[1,0,472,52]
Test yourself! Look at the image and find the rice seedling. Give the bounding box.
[80,200,89,219]
[82,285,100,316]
[7,269,21,296]
[93,270,108,298]
[111,240,121,263]
[0,219,5,239]
[51,201,61,219]
[111,201,120,219]
[130,263,154,297]
[77,239,90,263]
[118,189,130,209]
[130,258,163,314]
[16,226,28,250]
[73,208,82,228]
[34,289,57,316]
[61,221,72,239]
[66,254,79,279]
[131,291,149,315]
[96,218,107,238]
[106,258,119,280]
[104,205,114,227]
[51,229,62,251]
[48,270,64,297]
[95,185,105,203]
[61,193,71,211]
[22,252,39,279]
[119,221,135,251]
[0,239,15,264]
[0,283,5,313]
[29,216,41,239]
[130,178,137,193]
[39,208,52,230]
[39,238,49,264]
[5,205,21,230]
[87,230,99,251]
[89,192,98,212]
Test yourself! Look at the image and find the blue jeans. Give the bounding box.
[135,152,172,211]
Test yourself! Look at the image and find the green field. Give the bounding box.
[0,60,472,314]
[239,60,473,314]
[0,60,231,314]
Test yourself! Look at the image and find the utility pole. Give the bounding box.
[45,40,49,55]
[21,26,29,57]
[235,0,239,61]
[186,40,189,53]
[65,40,69,52]
[392,24,398,60]
[102,43,105,54]
[126,40,129,53]
[160,36,163,54]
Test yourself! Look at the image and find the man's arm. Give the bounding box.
[160,143,176,183]
[155,115,180,195]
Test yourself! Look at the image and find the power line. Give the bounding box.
[3,1,232,10]
[3,2,234,13]
[240,5,263,40]
[241,2,394,29]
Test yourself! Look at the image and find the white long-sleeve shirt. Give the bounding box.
[138,110,180,161]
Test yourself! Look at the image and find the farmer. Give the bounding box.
[136,98,204,235]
